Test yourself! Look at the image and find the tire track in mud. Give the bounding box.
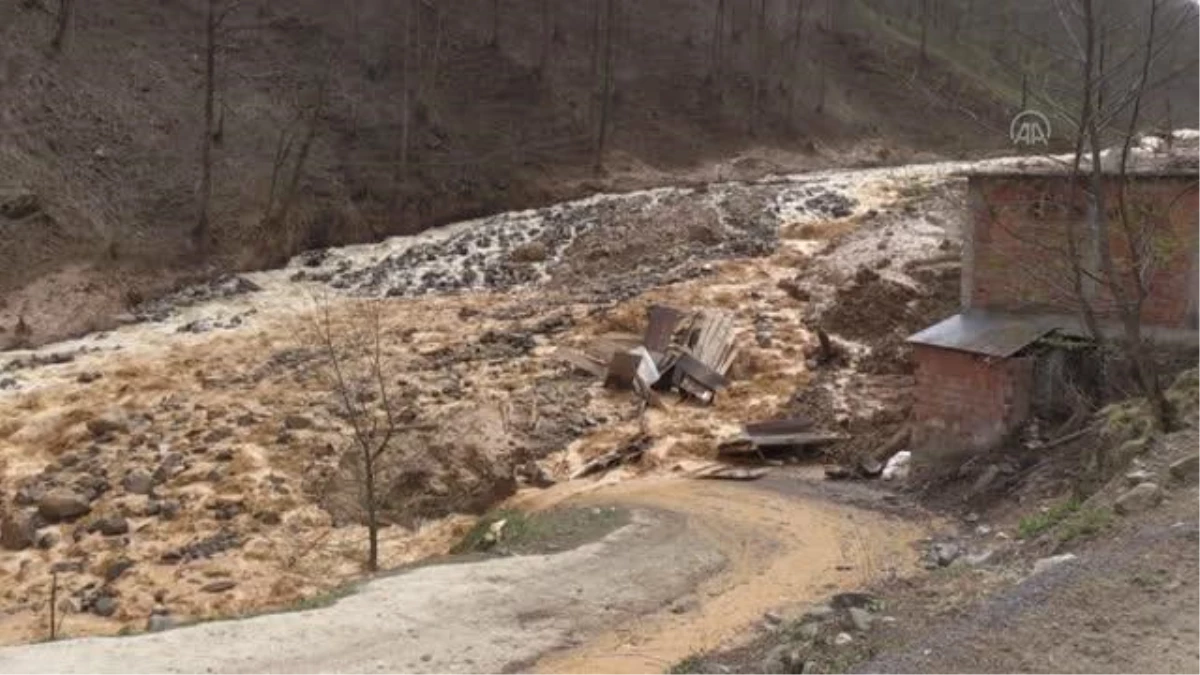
[522,475,929,674]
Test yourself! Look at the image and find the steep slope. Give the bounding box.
[0,0,1194,347]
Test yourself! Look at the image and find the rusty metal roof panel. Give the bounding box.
[906,311,1079,358]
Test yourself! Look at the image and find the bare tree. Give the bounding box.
[310,299,404,572]
[593,0,617,173]
[263,65,330,247]
[538,0,552,79]
[751,0,768,133]
[50,0,73,53]
[918,0,930,63]
[1031,0,1191,429]
[490,0,500,47]
[710,0,726,81]
[195,0,239,250]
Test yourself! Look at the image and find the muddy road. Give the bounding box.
[0,472,927,673]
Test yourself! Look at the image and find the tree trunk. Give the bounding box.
[789,0,804,125]
[363,452,379,571]
[591,0,603,77]
[50,0,73,53]
[538,0,552,78]
[196,0,217,249]
[751,0,766,134]
[594,0,616,174]
[711,0,725,81]
[490,0,500,47]
[919,0,929,63]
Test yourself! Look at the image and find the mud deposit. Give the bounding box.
[0,155,1038,653]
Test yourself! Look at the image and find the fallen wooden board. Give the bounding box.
[554,348,607,377]
[674,353,730,391]
[571,435,653,479]
[691,465,769,481]
[744,417,815,436]
[644,305,685,353]
[718,430,846,455]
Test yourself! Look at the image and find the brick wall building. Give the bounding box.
[908,166,1199,454]
[963,170,1199,328]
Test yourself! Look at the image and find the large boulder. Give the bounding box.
[122,468,154,495]
[1115,482,1164,515]
[88,515,129,536]
[1,511,39,550]
[1169,455,1199,485]
[0,191,41,220]
[37,489,93,522]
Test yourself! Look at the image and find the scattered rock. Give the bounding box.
[761,642,810,674]
[123,468,154,495]
[932,542,960,567]
[76,371,102,383]
[1114,482,1163,515]
[88,515,130,536]
[90,594,119,617]
[0,190,41,219]
[1032,553,1077,576]
[282,414,313,430]
[961,548,995,566]
[969,464,1001,495]
[509,241,549,263]
[1169,455,1199,485]
[153,453,187,484]
[51,560,85,574]
[103,558,135,583]
[830,593,875,611]
[795,621,821,640]
[146,606,177,632]
[38,489,93,522]
[86,414,129,438]
[161,530,240,563]
[764,611,784,626]
[200,579,237,593]
[36,530,60,550]
[777,278,811,302]
[823,465,853,480]
[1124,468,1155,486]
[847,607,873,632]
[158,500,182,520]
[1,511,39,550]
[804,605,836,620]
[203,427,235,444]
[881,451,911,481]
[833,632,853,646]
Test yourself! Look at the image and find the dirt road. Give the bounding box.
[0,474,927,674]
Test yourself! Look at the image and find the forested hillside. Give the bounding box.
[0,0,1195,345]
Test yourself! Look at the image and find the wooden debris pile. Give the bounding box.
[555,304,740,405]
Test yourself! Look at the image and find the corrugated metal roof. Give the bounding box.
[906,311,1085,358]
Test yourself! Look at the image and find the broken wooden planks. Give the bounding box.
[571,435,653,479]
[718,417,845,458]
[690,463,769,481]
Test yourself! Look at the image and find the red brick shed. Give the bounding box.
[908,165,1199,453]
[908,312,1080,452]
